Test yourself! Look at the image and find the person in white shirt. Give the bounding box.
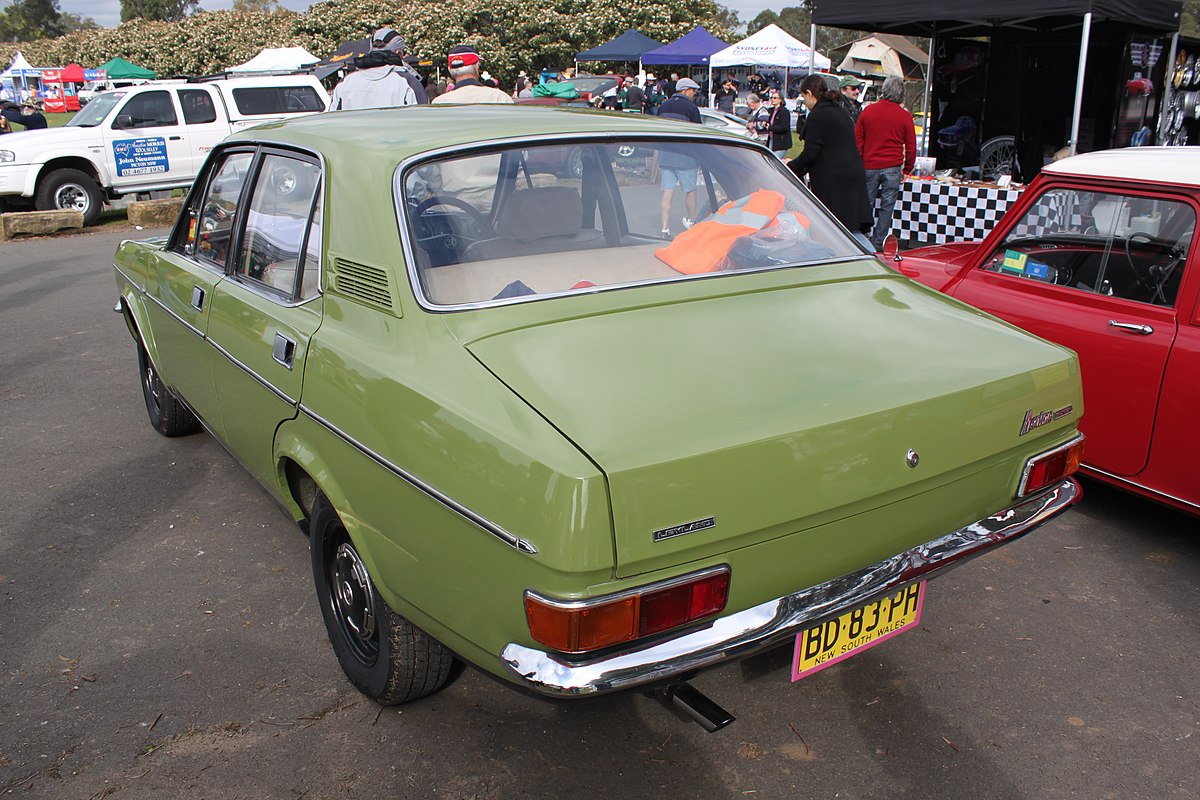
[328,28,421,110]
[432,45,514,105]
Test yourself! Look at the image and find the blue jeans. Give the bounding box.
[865,166,903,250]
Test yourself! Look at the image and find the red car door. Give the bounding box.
[944,182,1194,478]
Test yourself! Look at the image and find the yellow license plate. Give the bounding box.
[791,582,925,681]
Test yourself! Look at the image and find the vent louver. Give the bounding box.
[331,258,394,311]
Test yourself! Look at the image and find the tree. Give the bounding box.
[746,5,857,57]
[59,11,97,33]
[0,0,64,41]
[712,4,740,36]
[231,0,284,11]
[120,0,200,23]
[1184,0,1200,36]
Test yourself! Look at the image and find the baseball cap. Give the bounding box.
[448,44,481,69]
[676,77,700,91]
[839,75,865,89]
[371,27,407,53]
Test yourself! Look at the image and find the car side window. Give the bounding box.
[233,154,322,300]
[179,89,217,124]
[191,152,254,270]
[115,90,178,129]
[983,187,1193,307]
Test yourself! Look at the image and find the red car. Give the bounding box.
[894,149,1198,515]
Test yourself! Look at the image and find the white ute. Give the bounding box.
[0,73,328,224]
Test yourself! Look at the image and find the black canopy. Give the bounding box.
[576,29,664,62]
[813,1,1182,36]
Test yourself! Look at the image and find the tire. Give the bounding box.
[35,168,104,226]
[310,493,456,705]
[137,344,201,437]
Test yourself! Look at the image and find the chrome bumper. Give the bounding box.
[501,478,1080,697]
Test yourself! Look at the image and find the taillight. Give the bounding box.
[1019,434,1085,496]
[524,567,730,654]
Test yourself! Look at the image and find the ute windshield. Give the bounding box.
[399,138,865,308]
[67,93,125,127]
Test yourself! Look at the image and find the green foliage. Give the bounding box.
[1184,0,1200,37]
[746,4,859,56]
[0,0,66,41]
[0,0,736,84]
[120,0,200,23]
[231,0,284,11]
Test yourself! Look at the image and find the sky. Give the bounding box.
[60,0,778,33]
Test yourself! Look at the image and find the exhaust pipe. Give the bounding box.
[662,682,735,732]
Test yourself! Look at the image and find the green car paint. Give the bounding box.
[114,106,1084,702]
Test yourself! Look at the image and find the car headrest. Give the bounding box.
[493,187,582,242]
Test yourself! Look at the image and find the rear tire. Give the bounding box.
[35,168,104,225]
[138,344,200,437]
[310,493,456,705]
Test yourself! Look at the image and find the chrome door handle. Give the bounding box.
[191,286,205,311]
[1108,320,1154,335]
[272,332,296,369]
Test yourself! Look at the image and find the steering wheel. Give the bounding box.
[412,195,490,257]
[1124,231,1162,289]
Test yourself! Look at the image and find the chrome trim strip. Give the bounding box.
[1082,465,1200,513]
[1017,433,1085,497]
[501,479,1080,696]
[207,337,296,407]
[526,564,729,610]
[145,291,204,339]
[299,405,537,554]
[112,263,142,293]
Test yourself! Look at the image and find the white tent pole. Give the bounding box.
[809,24,816,74]
[1068,12,1093,157]
[708,63,713,108]
[921,29,935,157]
[1161,32,1180,143]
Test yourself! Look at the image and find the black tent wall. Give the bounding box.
[813,1,1182,36]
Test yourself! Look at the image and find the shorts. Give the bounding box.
[660,166,698,192]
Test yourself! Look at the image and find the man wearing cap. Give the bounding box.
[432,45,514,104]
[655,78,703,235]
[836,75,865,124]
[328,28,426,111]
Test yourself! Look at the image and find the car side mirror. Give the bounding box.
[114,114,133,130]
[882,234,901,262]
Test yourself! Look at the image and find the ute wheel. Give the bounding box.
[35,168,104,225]
[138,344,200,437]
[310,493,456,705]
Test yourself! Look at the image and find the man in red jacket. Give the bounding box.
[855,76,916,250]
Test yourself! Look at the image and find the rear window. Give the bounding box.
[229,86,325,116]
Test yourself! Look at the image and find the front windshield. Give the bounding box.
[400,138,862,307]
[66,92,125,127]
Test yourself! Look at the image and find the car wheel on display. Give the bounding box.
[310,493,457,705]
[137,344,201,437]
[979,136,1017,181]
[564,147,585,178]
[35,167,104,226]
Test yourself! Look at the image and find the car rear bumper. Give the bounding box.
[501,478,1080,696]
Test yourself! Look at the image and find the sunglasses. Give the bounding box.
[846,85,862,91]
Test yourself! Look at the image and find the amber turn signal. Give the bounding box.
[1019,434,1085,496]
[525,567,730,654]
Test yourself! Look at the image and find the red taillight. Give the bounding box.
[525,567,730,654]
[1020,435,1085,496]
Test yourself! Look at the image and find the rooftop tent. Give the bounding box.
[642,27,730,66]
[709,24,831,70]
[837,34,929,81]
[99,56,157,80]
[575,29,664,62]
[230,47,321,73]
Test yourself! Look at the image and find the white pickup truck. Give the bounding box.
[0,73,329,224]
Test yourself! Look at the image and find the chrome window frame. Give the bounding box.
[391,131,872,313]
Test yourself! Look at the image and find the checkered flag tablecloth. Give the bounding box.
[885,180,1024,246]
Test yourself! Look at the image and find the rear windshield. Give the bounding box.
[399,138,863,308]
[229,86,325,116]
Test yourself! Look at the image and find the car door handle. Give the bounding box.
[191,286,205,311]
[1108,320,1154,335]
[168,135,182,141]
[272,333,296,369]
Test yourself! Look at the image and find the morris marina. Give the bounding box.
[895,148,1198,517]
[113,106,1084,728]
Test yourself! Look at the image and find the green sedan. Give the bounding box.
[113,106,1084,729]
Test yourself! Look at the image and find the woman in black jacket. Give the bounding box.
[788,74,872,242]
[763,90,792,158]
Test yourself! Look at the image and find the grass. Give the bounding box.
[45,112,73,128]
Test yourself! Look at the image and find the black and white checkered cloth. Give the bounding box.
[883,180,1024,246]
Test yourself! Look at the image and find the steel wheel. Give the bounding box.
[327,538,379,666]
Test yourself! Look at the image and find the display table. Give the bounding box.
[884,179,1024,247]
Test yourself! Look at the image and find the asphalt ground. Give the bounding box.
[1,228,1197,799]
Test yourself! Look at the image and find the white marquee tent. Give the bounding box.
[229,47,321,73]
[708,25,831,105]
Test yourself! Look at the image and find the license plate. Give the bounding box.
[791,582,925,681]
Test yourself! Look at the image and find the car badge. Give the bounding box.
[653,516,715,542]
[1020,405,1075,436]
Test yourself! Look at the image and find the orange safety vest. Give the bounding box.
[657,190,786,275]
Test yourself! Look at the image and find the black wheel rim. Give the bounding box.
[327,536,379,666]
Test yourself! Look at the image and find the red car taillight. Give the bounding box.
[1019,434,1085,496]
[524,567,730,654]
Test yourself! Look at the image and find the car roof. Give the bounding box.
[228,104,745,161]
[1041,147,1200,188]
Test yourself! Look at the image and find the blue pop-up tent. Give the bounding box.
[575,29,664,67]
[641,27,730,66]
